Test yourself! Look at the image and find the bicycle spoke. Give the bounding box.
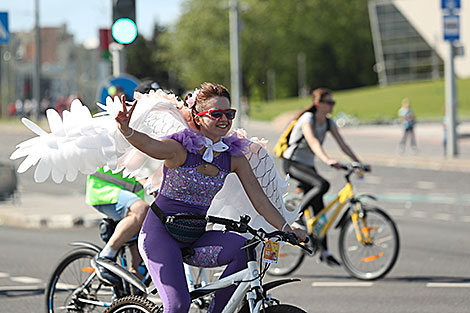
[339,207,399,280]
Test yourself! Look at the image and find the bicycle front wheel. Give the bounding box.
[260,304,307,313]
[45,248,114,313]
[267,219,306,276]
[339,207,400,280]
[238,303,307,313]
[104,295,157,313]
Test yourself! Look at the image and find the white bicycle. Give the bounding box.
[101,215,311,313]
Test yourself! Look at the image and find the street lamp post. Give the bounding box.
[229,0,242,128]
[33,0,41,120]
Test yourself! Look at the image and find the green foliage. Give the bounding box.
[158,0,230,90]
[126,24,175,90]
[158,0,376,99]
[250,79,470,122]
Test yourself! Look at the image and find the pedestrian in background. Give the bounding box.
[398,98,417,154]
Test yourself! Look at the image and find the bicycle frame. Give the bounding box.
[301,169,374,245]
[191,261,257,313]
[303,182,354,238]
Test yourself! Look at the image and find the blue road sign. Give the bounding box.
[98,75,140,106]
[443,14,460,41]
[0,12,10,44]
[442,0,460,9]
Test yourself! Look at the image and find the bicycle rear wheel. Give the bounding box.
[104,295,157,313]
[339,206,400,280]
[260,304,307,313]
[45,248,114,313]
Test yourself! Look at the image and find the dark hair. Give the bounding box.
[187,82,231,129]
[295,87,332,120]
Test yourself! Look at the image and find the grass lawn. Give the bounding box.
[249,78,470,122]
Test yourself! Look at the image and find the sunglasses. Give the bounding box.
[321,100,336,106]
[196,108,237,120]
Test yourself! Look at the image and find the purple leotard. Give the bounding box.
[138,129,249,313]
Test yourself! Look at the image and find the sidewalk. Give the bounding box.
[0,118,469,229]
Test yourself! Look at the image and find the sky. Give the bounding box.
[0,0,183,47]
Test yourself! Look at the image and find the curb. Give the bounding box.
[0,211,103,229]
[0,193,105,229]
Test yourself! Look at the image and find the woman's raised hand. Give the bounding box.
[115,95,137,137]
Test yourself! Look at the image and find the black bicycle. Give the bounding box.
[45,218,218,313]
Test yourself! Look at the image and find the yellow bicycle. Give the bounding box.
[269,163,400,280]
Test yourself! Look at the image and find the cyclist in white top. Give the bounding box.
[283,88,369,267]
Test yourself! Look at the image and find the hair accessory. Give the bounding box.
[185,89,200,108]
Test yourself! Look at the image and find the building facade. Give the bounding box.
[369,0,468,86]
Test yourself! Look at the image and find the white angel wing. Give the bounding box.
[208,138,300,233]
[10,98,127,183]
[10,93,187,185]
[112,92,189,191]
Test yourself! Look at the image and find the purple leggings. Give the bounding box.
[138,210,247,313]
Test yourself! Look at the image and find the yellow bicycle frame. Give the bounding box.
[304,182,372,244]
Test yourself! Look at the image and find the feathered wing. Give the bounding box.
[10,98,127,183]
[114,93,189,191]
[208,138,300,233]
[10,92,188,186]
[10,90,298,232]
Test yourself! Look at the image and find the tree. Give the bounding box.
[126,23,176,90]
[155,0,377,101]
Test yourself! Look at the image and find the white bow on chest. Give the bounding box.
[201,137,229,163]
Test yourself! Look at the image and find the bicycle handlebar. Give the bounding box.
[331,162,370,172]
[206,215,312,254]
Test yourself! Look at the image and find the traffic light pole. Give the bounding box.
[110,42,126,76]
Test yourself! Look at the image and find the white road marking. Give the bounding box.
[410,211,427,218]
[433,213,452,221]
[312,282,374,287]
[427,283,470,288]
[0,272,9,278]
[10,276,42,284]
[0,285,42,291]
[461,216,470,223]
[416,181,436,190]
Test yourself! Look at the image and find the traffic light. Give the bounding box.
[112,0,137,44]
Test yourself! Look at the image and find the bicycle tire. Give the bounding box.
[238,303,306,313]
[267,216,307,277]
[339,206,400,280]
[45,248,115,313]
[103,295,157,313]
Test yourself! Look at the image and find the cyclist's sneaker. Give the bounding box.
[320,252,341,267]
[91,255,120,286]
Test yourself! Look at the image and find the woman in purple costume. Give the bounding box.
[115,82,306,313]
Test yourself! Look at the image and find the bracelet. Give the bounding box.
[281,222,289,231]
[124,128,135,138]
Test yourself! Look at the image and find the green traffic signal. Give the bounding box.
[112,18,137,44]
